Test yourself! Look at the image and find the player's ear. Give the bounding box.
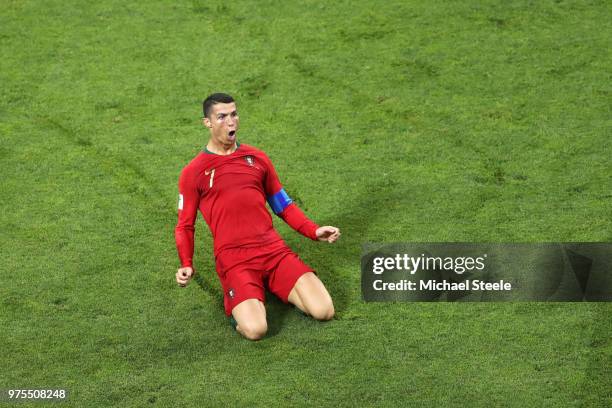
[203,117,212,128]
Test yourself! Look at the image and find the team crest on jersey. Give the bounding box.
[228,288,235,299]
[244,156,254,166]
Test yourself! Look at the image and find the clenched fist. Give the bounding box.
[176,266,195,287]
[316,226,341,243]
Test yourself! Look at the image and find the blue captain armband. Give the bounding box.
[267,189,293,214]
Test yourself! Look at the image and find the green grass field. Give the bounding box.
[1,0,610,406]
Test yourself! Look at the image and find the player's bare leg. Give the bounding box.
[288,272,334,321]
[231,299,267,340]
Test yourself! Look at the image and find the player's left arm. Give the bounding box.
[263,153,340,243]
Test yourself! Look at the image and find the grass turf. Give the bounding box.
[1,0,610,406]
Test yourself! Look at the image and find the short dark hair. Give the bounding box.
[203,93,235,118]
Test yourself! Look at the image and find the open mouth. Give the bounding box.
[228,130,236,138]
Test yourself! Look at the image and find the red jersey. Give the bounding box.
[175,144,319,267]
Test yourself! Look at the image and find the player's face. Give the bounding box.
[204,102,239,146]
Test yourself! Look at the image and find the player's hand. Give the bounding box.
[176,266,195,287]
[316,226,341,243]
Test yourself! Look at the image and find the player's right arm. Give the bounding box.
[174,165,200,286]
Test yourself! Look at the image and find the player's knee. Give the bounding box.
[239,321,268,340]
[309,300,335,321]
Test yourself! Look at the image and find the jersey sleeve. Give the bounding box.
[175,166,200,267]
[262,153,319,241]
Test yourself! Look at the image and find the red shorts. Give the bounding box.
[215,240,314,316]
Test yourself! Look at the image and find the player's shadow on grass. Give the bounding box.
[193,272,224,310]
[283,178,387,321]
[263,294,292,337]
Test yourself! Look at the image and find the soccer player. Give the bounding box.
[175,93,340,340]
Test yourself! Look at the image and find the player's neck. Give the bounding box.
[206,140,238,156]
